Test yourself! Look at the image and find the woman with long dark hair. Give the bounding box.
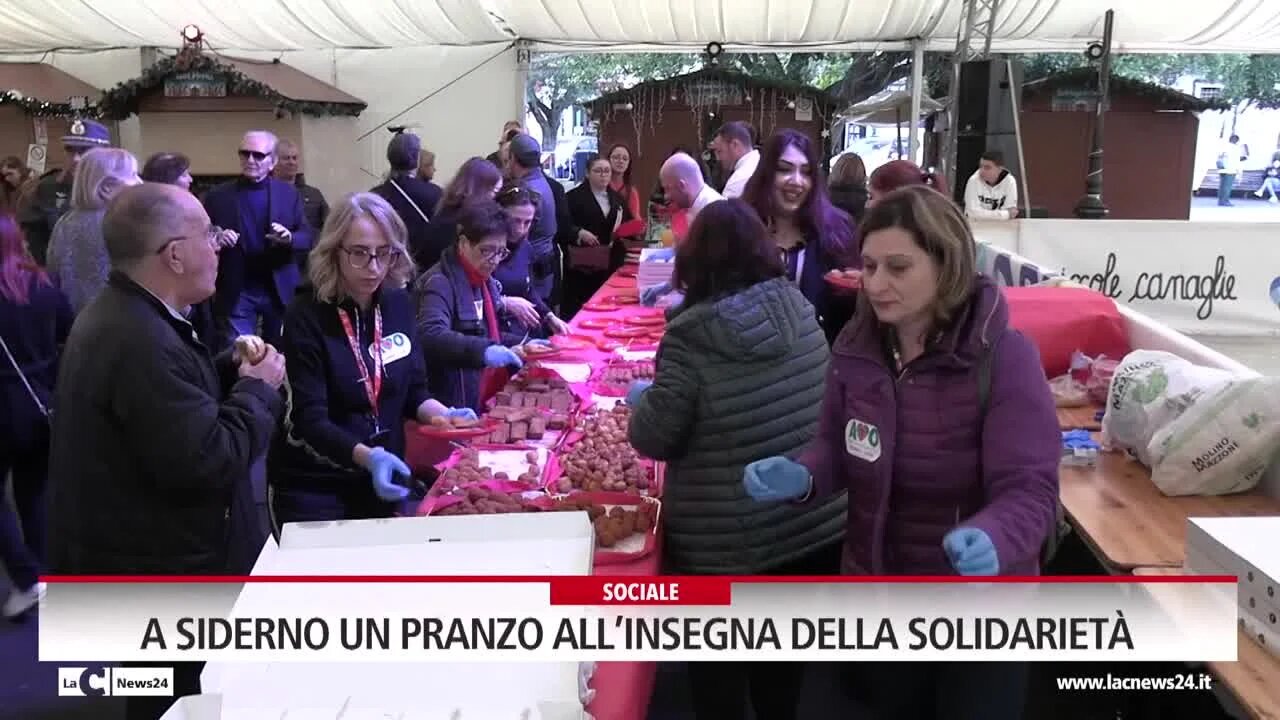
[0,157,34,216]
[740,129,858,343]
[416,157,503,272]
[0,214,72,618]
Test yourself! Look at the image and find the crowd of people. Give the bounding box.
[0,115,1056,720]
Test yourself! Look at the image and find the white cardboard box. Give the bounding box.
[188,513,594,719]
[1184,516,1280,657]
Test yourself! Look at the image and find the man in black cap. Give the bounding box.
[503,133,558,304]
[371,131,441,271]
[20,117,112,265]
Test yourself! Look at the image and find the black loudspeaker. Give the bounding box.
[952,58,1024,204]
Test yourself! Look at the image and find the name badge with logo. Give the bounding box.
[474,300,484,321]
[371,332,411,365]
[845,419,882,462]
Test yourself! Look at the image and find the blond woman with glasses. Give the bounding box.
[269,192,475,526]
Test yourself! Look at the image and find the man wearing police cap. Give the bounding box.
[19,117,112,265]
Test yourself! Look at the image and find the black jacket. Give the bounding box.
[371,175,443,270]
[271,288,430,497]
[412,246,523,411]
[829,182,868,226]
[565,182,632,269]
[492,238,551,338]
[417,206,460,275]
[0,274,72,452]
[47,272,282,574]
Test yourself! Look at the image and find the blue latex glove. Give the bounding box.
[484,345,523,369]
[444,407,478,422]
[625,379,653,407]
[367,447,412,503]
[647,248,676,261]
[640,282,672,307]
[742,456,811,502]
[942,527,1000,576]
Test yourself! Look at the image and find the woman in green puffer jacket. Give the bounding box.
[626,198,847,720]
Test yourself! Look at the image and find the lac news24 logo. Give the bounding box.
[58,665,173,697]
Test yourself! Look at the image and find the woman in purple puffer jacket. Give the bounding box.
[742,185,1059,719]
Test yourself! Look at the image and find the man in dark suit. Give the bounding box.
[203,130,314,347]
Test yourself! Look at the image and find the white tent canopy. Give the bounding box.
[2,0,1280,53]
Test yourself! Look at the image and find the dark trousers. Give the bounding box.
[853,661,1029,720]
[123,661,203,720]
[0,435,47,590]
[270,485,397,536]
[687,542,843,720]
[224,285,284,348]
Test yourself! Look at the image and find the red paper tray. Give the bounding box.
[542,433,663,497]
[544,491,662,565]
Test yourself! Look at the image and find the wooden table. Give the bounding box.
[1056,408,1280,572]
[1135,566,1280,720]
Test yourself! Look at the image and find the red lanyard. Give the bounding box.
[338,306,383,419]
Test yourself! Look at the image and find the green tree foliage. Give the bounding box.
[1017,52,1280,109]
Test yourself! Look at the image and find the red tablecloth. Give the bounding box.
[404,266,659,720]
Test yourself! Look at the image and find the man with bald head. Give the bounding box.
[660,151,723,224]
[203,129,314,348]
[47,182,287,718]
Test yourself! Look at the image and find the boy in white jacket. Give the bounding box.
[964,150,1020,220]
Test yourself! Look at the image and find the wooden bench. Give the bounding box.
[1134,566,1280,720]
[1056,406,1280,572]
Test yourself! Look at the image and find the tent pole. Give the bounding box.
[516,40,532,129]
[909,39,924,163]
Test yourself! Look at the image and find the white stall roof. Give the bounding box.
[2,0,1280,54]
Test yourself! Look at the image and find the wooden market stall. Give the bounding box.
[1019,68,1216,220]
[583,67,840,198]
[97,48,367,199]
[0,63,110,176]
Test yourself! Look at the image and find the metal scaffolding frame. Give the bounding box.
[940,0,1001,182]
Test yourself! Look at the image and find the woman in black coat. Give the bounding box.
[271,192,477,526]
[412,201,527,411]
[561,155,634,318]
[0,214,72,618]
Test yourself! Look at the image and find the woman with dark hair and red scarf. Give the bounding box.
[740,128,859,344]
[413,200,527,411]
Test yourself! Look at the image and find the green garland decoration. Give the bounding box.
[97,48,365,120]
[0,91,98,118]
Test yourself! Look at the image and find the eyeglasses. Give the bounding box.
[156,226,220,255]
[589,167,612,176]
[341,246,398,269]
[477,246,510,262]
[238,149,270,161]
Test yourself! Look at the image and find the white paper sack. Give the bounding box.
[1147,376,1280,496]
[1101,350,1241,467]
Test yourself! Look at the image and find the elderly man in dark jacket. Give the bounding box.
[47,183,286,719]
[203,130,314,348]
[371,131,442,265]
